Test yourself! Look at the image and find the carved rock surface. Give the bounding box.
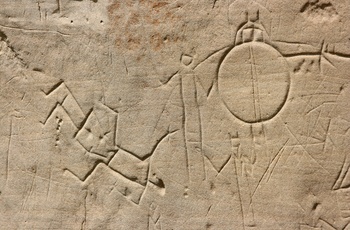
[0,0,350,229]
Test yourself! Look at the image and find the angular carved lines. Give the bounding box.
[64,129,176,205]
[42,80,176,205]
[75,103,117,158]
[41,81,85,128]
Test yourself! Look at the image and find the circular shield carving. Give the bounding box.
[218,42,290,123]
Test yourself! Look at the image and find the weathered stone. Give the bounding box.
[0,0,350,229]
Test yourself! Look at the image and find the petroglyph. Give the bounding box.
[218,17,290,123]
[0,0,350,229]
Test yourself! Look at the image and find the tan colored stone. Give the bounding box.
[0,0,350,229]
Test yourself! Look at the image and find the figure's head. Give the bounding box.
[228,0,272,42]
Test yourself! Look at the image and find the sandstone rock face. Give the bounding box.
[0,0,350,229]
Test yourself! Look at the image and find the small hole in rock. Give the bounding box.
[312,202,320,210]
[163,36,168,42]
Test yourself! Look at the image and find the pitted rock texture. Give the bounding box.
[0,0,350,229]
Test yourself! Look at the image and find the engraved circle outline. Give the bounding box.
[217,42,291,124]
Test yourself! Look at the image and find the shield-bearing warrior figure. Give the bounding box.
[38,2,350,229]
